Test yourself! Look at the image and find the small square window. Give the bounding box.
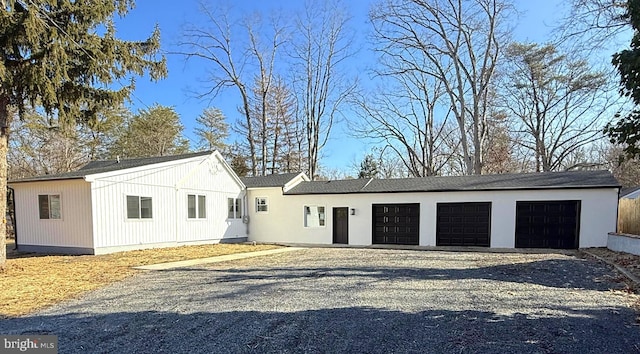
[256,197,268,213]
[38,194,61,219]
[304,205,325,227]
[188,194,206,219]
[228,198,243,219]
[127,195,152,219]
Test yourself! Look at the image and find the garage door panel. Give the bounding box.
[372,203,419,245]
[515,201,580,249]
[437,202,491,247]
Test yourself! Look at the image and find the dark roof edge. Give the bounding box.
[284,184,620,195]
[9,176,85,184]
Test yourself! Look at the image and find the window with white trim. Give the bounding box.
[304,205,325,227]
[38,194,61,219]
[256,197,268,213]
[127,195,153,219]
[227,198,243,219]
[188,194,206,219]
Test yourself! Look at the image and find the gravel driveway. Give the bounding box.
[2,248,640,353]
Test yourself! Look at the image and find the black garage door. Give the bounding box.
[372,204,419,245]
[436,202,491,246]
[515,201,580,249]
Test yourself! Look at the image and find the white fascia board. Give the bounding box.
[623,189,640,199]
[283,172,310,193]
[213,150,246,189]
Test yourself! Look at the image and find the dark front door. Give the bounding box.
[333,207,349,244]
[372,204,420,245]
[436,202,491,247]
[515,201,580,249]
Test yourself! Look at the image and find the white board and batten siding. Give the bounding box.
[246,187,618,248]
[11,179,94,253]
[88,152,246,254]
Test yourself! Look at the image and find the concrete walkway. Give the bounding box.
[134,247,304,270]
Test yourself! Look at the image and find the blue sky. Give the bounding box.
[112,0,571,173]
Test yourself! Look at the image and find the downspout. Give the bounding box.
[243,188,250,238]
[7,186,16,250]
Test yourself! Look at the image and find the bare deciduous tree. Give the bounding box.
[247,16,286,175]
[370,0,515,175]
[555,0,628,51]
[9,105,128,179]
[9,112,86,179]
[180,4,295,176]
[179,3,260,175]
[353,72,457,177]
[267,77,305,173]
[601,143,640,188]
[291,0,357,180]
[500,42,613,171]
[375,147,409,178]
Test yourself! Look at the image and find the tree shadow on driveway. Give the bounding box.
[181,257,622,292]
[1,306,638,354]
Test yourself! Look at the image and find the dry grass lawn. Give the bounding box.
[1,239,281,318]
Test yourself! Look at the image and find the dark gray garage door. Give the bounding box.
[436,202,491,246]
[515,201,580,249]
[372,204,419,245]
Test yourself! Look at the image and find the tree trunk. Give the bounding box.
[0,95,8,269]
[240,92,257,176]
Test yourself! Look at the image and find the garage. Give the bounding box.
[372,203,419,245]
[436,202,491,246]
[515,200,580,249]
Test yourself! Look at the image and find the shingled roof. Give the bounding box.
[282,178,372,194]
[284,170,619,195]
[10,151,214,183]
[241,172,304,188]
[620,186,640,199]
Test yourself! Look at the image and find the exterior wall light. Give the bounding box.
[350,208,356,215]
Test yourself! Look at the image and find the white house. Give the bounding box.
[242,171,619,249]
[11,152,620,254]
[9,151,247,254]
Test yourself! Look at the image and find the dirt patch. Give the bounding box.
[582,248,640,284]
[0,239,281,318]
[581,247,640,309]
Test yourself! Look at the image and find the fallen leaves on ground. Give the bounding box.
[582,248,640,311]
[584,248,640,283]
[1,239,281,318]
